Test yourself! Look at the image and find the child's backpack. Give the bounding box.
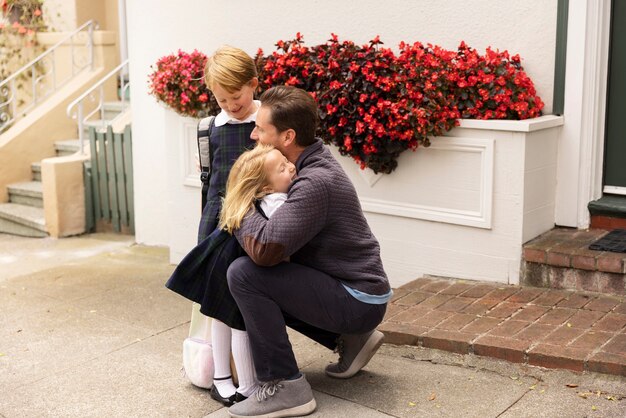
[182,303,214,389]
[197,115,216,211]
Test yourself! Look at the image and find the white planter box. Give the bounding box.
[330,115,564,288]
[165,111,563,288]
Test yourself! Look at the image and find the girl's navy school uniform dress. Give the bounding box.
[165,120,255,330]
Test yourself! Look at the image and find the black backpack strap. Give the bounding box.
[197,115,216,211]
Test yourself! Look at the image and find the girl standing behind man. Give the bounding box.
[166,45,259,406]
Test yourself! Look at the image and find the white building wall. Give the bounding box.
[126,0,212,246]
[125,0,558,254]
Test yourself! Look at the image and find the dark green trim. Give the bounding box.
[123,125,135,233]
[603,0,626,189]
[83,161,95,233]
[588,196,626,219]
[553,0,569,115]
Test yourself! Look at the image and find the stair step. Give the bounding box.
[522,227,625,295]
[589,196,626,231]
[55,138,80,152]
[54,139,87,156]
[591,215,626,231]
[0,202,47,237]
[104,101,128,110]
[7,181,43,208]
[31,162,41,181]
[589,195,626,217]
[84,119,113,131]
[8,181,43,197]
[80,120,114,144]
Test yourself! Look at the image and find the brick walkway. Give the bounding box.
[380,277,626,377]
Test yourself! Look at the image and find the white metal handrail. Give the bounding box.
[0,20,98,134]
[66,59,130,154]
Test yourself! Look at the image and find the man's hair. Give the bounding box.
[219,144,276,233]
[204,45,257,93]
[259,86,319,147]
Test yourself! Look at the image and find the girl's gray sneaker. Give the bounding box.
[227,374,316,418]
[325,330,385,379]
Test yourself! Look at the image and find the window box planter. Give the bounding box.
[330,115,563,287]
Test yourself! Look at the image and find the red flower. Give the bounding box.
[285,76,299,86]
[344,136,353,151]
[253,33,543,173]
[148,50,220,117]
[329,80,342,90]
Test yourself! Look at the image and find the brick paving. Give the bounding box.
[380,276,626,377]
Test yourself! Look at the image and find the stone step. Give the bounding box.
[7,181,43,208]
[83,119,114,137]
[103,101,130,120]
[589,195,626,218]
[522,227,626,295]
[0,202,47,237]
[31,162,41,181]
[54,139,87,156]
[55,139,80,155]
[589,196,626,230]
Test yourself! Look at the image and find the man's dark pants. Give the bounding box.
[227,256,386,382]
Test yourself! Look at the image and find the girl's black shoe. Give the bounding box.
[209,385,236,407]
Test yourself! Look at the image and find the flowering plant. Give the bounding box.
[256,34,460,173]
[256,34,543,173]
[1,0,44,28]
[147,49,220,118]
[149,36,544,173]
[1,0,46,132]
[1,0,45,79]
[448,42,544,119]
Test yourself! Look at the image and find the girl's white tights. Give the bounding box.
[211,319,258,398]
[211,320,236,397]
[231,328,258,397]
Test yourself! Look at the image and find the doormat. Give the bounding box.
[589,229,626,253]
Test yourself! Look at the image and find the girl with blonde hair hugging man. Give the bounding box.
[167,142,295,406]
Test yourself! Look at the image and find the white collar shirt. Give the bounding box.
[214,100,261,127]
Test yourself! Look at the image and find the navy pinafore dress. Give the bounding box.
[165,122,255,330]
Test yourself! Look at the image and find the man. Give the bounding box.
[227,86,391,418]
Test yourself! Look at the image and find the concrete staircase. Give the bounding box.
[0,101,126,238]
[0,140,83,237]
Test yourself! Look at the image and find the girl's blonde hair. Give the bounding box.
[205,45,258,93]
[219,144,276,233]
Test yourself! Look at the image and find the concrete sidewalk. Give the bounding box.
[1,233,625,417]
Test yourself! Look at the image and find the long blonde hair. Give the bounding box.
[219,144,276,233]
